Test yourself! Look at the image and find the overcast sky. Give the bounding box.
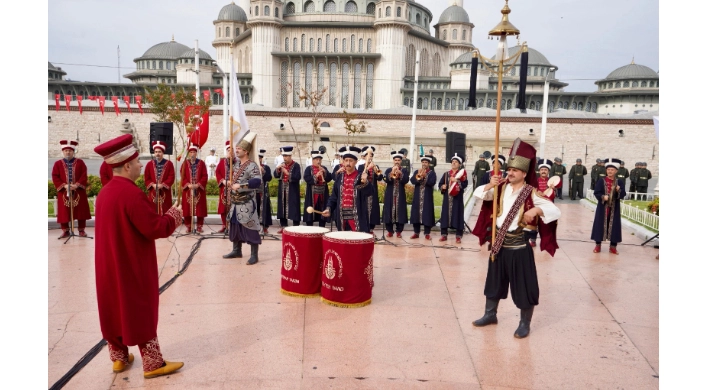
[48,0,658,92]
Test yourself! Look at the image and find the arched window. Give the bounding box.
[293,62,301,107]
[397,7,402,17]
[623,81,629,87]
[592,102,598,112]
[166,61,171,70]
[365,2,375,15]
[334,38,338,53]
[358,38,363,53]
[563,101,568,109]
[632,81,638,88]
[244,94,250,104]
[615,81,621,88]
[350,35,355,52]
[572,102,577,110]
[264,5,270,16]
[578,103,584,111]
[437,98,442,110]
[342,38,347,52]
[255,6,259,16]
[305,62,313,106]
[152,60,156,69]
[534,67,538,76]
[284,38,289,51]
[641,81,647,87]
[445,98,451,110]
[218,27,221,37]
[432,53,440,77]
[406,44,415,76]
[386,6,391,16]
[329,62,337,105]
[421,49,429,77]
[226,27,230,37]
[324,0,336,12]
[213,93,219,103]
[458,98,464,110]
[317,62,325,91]
[404,97,410,106]
[275,7,279,17]
[310,38,314,52]
[326,34,330,52]
[301,34,306,51]
[452,29,457,39]
[345,1,357,13]
[417,98,422,109]
[443,30,447,40]
[318,38,322,52]
[585,102,591,112]
[285,2,295,14]
[367,39,372,53]
[365,63,374,109]
[341,63,350,108]
[422,98,428,110]
[304,1,314,12]
[507,99,512,109]
[486,99,492,108]
[464,98,469,110]
[293,38,297,51]
[353,63,362,108]
[462,29,466,40]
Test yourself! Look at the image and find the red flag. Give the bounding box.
[65,95,72,111]
[55,94,60,112]
[203,90,210,101]
[111,96,121,116]
[136,95,144,114]
[77,95,83,114]
[185,106,210,148]
[88,96,97,101]
[123,96,133,114]
[98,96,106,115]
[214,88,224,97]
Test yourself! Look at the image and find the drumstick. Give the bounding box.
[306,206,324,215]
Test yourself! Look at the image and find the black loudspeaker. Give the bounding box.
[445,131,466,163]
[149,122,174,155]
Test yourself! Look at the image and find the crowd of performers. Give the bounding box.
[51,131,633,378]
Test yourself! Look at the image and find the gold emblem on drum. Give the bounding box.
[282,243,299,271]
[365,255,374,288]
[323,249,343,280]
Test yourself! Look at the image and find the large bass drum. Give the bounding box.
[320,231,375,308]
[281,226,330,297]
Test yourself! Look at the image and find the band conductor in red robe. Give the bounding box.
[93,134,185,378]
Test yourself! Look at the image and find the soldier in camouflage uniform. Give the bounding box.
[569,158,587,200]
[473,154,490,187]
[551,157,567,200]
[615,161,630,193]
[589,159,602,190]
[629,162,640,193]
[636,162,652,200]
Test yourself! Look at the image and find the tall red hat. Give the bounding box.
[60,140,78,151]
[507,138,538,186]
[188,143,199,152]
[151,140,166,152]
[94,134,139,168]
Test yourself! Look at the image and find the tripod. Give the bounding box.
[63,187,93,244]
[641,233,659,248]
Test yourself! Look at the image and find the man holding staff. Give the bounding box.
[216,140,235,233]
[52,140,91,238]
[144,141,175,216]
[180,144,208,233]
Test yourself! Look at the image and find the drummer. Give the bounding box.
[528,158,556,247]
[438,153,469,243]
[322,146,373,232]
[303,150,332,227]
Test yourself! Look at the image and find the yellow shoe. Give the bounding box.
[143,361,184,379]
[112,353,134,373]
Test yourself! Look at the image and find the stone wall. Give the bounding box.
[47,106,659,175]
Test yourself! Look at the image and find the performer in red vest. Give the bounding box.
[52,140,92,238]
[215,140,234,233]
[527,159,556,247]
[93,134,184,378]
[144,141,175,216]
[471,139,561,339]
[180,143,208,233]
[99,161,113,186]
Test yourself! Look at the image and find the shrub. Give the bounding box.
[268,179,279,197]
[647,197,659,215]
[206,178,220,195]
[404,184,415,204]
[377,182,386,203]
[48,181,57,198]
[135,175,148,194]
[86,174,103,197]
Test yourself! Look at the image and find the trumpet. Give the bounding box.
[390,164,402,179]
[416,169,426,181]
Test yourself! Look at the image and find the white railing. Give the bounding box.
[624,192,656,201]
[585,191,659,231]
[49,196,224,216]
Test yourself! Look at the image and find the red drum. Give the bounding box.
[281,226,329,298]
[320,232,375,308]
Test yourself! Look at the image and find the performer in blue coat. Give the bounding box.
[591,158,626,255]
[438,153,469,243]
[409,155,437,240]
[323,146,373,232]
[359,146,383,232]
[478,155,507,186]
[257,149,273,233]
[303,150,332,227]
[382,150,410,237]
[273,146,302,233]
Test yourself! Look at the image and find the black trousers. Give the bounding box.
[385,223,404,233]
[571,182,584,200]
[556,187,564,199]
[306,220,327,227]
[279,218,300,227]
[413,224,432,235]
[484,245,540,310]
[630,183,637,192]
[596,241,618,247]
[441,227,464,237]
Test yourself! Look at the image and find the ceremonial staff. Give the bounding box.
[68,177,75,236]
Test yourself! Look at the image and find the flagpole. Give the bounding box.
[409,50,420,160]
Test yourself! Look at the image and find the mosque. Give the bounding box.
[48,0,659,115]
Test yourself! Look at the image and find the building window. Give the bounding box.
[341,63,350,108]
[404,97,410,106]
[397,7,401,17]
[318,38,322,52]
[436,98,442,110]
[641,81,647,87]
[452,29,457,40]
[304,1,314,12]
[235,28,240,36]
[285,2,295,14]
[342,38,347,52]
[458,98,464,110]
[353,63,362,108]
[417,98,422,109]
[264,5,270,15]
[462,30,466,40]
[534,67,538,76]
[351,35,356,52]
[585,102,591,112]
[301,34,306,51]
[386,6,391,16]
[218,27,221,37]
[317,62,325,92]
[443,30,447,40]
[275,7,279,17]
[444,98,450,110]
[285,37,289,51]
[226,27,230,37]
[345,1,357,13]
[293,38,297,51]
[326,34,330,52]
[486,99,492,108]
[615,82,621,88]
[366,63,374,108]
[358,38,363,53]
[305,62,313,106]
[507,99,512,109]
[152,60,156,69]
[166,61,171,70]
[310,38,314,52]
[367,39,372,53]
[293,62,301,107]
[592,102,598,112]
[509,67,517,76]
[571,102,577,110]
[416,13,421,25]
[422,97,428,110]
[329,62,337,105]
[255,6,259,16]
[324,0,336,12]
[623,81,629,87]
[334,38,338,53]
[367,2,375,15]
[213,93,219,103]
[632,81,638,87]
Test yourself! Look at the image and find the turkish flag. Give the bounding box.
[123,96,132,114]
[111,96,121,116]
[203,90,210,102]
[55,94,60,112]
[98,96,106,115]
[136,95,144,114]
[77,95,83,114]
[185,106,210,148]
[65,95,71,111]
[214,88,224,97]
[88,96,97,101]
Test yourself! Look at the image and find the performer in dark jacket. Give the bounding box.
[303,150,332,227]
[438,153,468,243]
[359,146,383,232]
[382,150,409,237]
[568,158,587,200]
[591,158,626,255]
[274,146,301,233]
[322,146,372,232]
[257,149,273,233]
[473,154,490,187]
[409,155,437,240]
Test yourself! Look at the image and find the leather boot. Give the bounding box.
[247,244,259,265]
[514,307,534,339]
[472,298,499,327]
[222,241,242,258]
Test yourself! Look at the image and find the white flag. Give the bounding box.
[230,54,249,145]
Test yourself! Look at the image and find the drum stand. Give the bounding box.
[63,190,93,244]
[63,220,94,244]
[376,222,396,246]
[463,221,472,234]
[641,233,659,248]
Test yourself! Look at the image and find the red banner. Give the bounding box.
[136,95,144,114]
[203,90,210,101]
[214,88,224,97]
[77,95,83,114]
[88,95,97,101]
[65,95,71,111]
[185,106,210,148]
[98,96,106,115]
[111,96,120,116]
[123,96,133,114]
[55,94,60,112]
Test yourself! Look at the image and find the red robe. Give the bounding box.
[52,158,92,223]
[144,159,175,215]
[94,176,181,346]
[180,159,208,217]
[99,161,113,186]
[215,158,235,215]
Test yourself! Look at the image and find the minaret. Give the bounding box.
[248,0,283,107]
[213,2,248,74]
[373,0,411,109]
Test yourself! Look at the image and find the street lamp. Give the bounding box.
[539,65,558,160]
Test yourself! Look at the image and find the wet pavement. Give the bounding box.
[48,201,659,389]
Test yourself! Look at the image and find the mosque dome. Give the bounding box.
[217,2,248,22]
[604,63,658,81]
[138,40,191,60]
[438,5,470,24]
[178,48,214,60]
[490,46,551,65]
